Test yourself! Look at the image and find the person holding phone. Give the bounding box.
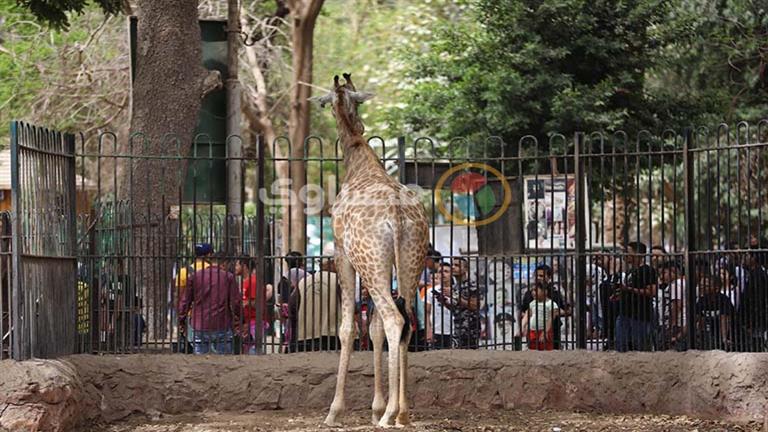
[428,262,455,349]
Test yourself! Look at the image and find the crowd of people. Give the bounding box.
[169,238,768,355]
[591,240,768,353]
[172,243,485,354]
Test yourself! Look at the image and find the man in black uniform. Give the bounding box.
[614,242,657,352]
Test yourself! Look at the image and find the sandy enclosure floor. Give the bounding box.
[100,409,763,432]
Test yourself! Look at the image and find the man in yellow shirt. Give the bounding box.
[175,243,213,352]
[177,245,212,294]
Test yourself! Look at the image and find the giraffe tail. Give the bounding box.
[394,296,411,342]
[392,219,411,343]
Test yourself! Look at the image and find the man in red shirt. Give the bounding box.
[236,256,273,354]
[178,251,242,354]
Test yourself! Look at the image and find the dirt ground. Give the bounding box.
[101,409,763,432]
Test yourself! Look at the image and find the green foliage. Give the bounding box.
[651,0,767,122]
[312,0,470,140]
[15,0,121,30]
[385,0,765,154]
[0,3,50,136]
[0,2,128,146]
[4,0,765,156]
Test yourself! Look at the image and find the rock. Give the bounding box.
[0,360,83,431]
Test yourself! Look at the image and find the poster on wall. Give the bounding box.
[523,175,590,250]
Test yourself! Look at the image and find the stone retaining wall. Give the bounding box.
[1,351,766,431]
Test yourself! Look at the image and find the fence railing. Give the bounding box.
[0,212,11,359]
[4,120,768,359]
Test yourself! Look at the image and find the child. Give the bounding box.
[522,282,560,351]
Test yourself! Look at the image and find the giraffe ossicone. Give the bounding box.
[311,73,429,428]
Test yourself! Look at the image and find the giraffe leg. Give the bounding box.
[396,325,413,427]
[375,299,404,428]
[393,231,423,428]
[370,309,386,425]
[324,256,356,427]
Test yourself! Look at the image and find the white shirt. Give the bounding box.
[656,282,671,327]
[731,266,747,308]
[528,299,557,331]
[586,264,605,307]
[429,284,453,336]
[668,277,687,326]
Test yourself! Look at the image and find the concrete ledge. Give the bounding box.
[1,350,767,430]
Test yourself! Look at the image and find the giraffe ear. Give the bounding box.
[349,91,374,104]
[309,93,334,108]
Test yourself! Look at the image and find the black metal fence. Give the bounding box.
[0,212,11,359]
[3,120,768,359]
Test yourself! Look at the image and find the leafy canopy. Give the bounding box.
[386,0,718,152]
[652,0,767,122]
[15,0,122,30]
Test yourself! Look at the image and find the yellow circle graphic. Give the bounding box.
[434,162,512,227]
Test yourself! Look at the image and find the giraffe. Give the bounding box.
[311,73,429,428]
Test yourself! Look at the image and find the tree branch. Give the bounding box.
[306,0,325,21]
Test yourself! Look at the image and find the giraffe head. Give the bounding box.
[310,73,374,136]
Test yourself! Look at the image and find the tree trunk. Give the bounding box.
[242,93,290,255]
[124,0,221,333]
[241,0,323,255]
[129,0,212,176]
[286,0,324,254]
[226,0,243,254]
[241,24,290,255]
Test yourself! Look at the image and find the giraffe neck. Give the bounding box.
[333,99,386,182]
[340,134,386,182]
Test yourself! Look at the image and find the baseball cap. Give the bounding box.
[194,243,213,257]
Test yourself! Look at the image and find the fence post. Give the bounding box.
[9,121,24,360]
[683,128,697,350]
[574,132,587,349]
[398,136,406,184]
[66,133,78,355]
[88,207,99,354]
[254,135,266,355]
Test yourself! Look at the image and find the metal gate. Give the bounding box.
[10,121,78,360]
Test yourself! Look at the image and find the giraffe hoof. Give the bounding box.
[377,415,396,428]
[325,402,345,427]
[323,418,343,428]
[378,424,406,429]
[372,406,385,425]
[395,412,411,427]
